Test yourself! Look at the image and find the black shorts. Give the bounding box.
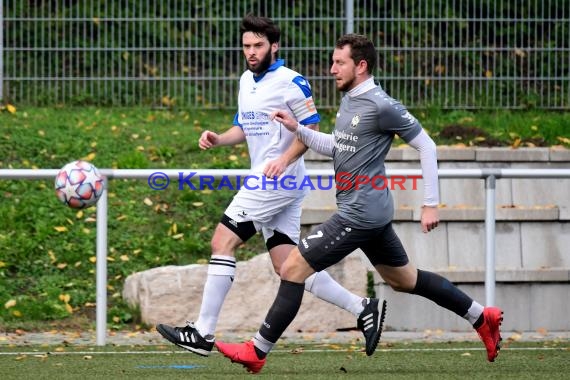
[299,213,409,272]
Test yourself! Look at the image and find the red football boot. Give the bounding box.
[216,340,266,374]
[476,306,504,362]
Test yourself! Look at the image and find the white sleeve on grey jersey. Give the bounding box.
[296,125,335,157]
[407,129,440,206]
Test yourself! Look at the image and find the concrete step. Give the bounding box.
[304,146,570,162]
[301,205,562,224]
[373,268,570,284]
[378,281,570,331]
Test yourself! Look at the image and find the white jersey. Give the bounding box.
[233,59,320,195]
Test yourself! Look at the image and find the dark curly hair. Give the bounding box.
[240,14,280,44]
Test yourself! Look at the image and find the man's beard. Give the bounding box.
[247,50,273,75]
[336,76,355,92]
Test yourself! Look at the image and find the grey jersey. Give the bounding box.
[333,86,422,228]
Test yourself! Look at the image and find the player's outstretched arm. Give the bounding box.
[270,110,334,157]
[198,126,245,150]
[270,109,299,132]
[263,123,318,178]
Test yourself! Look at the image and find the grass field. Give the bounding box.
[1,341,569,380]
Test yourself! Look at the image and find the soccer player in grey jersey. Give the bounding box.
[216,34,504,373]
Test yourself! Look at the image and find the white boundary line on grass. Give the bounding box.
[0,347,566,356]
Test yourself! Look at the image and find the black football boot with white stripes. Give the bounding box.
[156,321,215,356]
[357,298,387,356]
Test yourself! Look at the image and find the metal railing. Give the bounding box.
[1,167,570,345]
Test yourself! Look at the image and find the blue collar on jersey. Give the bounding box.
[252,59,285,82]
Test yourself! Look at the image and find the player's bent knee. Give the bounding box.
[210,232,241,255]
[271,264,281,276]
[279,249,313,282]
[210,217,255,254]
[384,276,416,292]
[376,263,418,292]
[268,244,296,276]
[210,234,234,254]
[389,282,413,292]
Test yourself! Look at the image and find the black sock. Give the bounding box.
[258,279,305,347]
[473,313,485,329]
[254,346,266,359]
[411,269,473,317]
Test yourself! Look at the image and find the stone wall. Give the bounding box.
[123,251,370,334]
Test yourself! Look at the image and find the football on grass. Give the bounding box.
[55,160,104,209]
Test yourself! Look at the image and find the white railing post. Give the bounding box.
[484,173,497,306]
[96,180,108,346]
[345,0,354,34]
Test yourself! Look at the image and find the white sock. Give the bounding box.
[194,255,236,337]
[305,271,365,316]
[253,333,275,354]
[464,301,485,325]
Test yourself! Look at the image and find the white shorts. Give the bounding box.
[224,189,305,243]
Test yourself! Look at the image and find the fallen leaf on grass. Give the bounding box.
[512,138,522,148]
[507,333,522,342]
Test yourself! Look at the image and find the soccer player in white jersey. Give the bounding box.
[156,16,385,358]
[216,34,504,374]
